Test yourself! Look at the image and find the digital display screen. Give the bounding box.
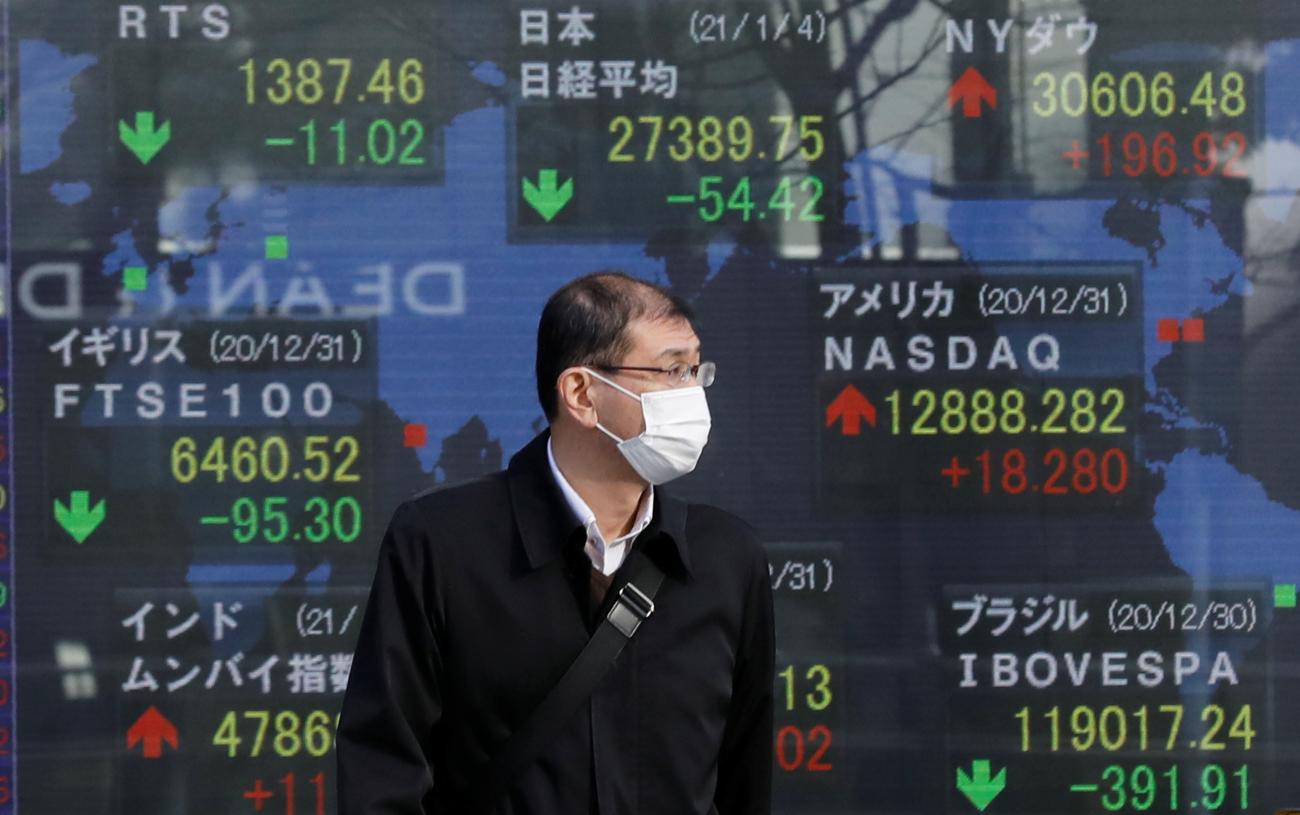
[7,0,1300,812]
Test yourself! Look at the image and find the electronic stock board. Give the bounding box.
[7,0,1300,813]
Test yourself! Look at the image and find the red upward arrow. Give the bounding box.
[948,67,997,118]
[825,385,877,436]
[126,705,178,759]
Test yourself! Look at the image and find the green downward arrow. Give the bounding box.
[521,169,573,222]
[118,111,171,164]
[956,760,1006,811]
[54,490,106,544]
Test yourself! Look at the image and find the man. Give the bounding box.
[337,271,775,814]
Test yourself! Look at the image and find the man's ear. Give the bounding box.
[556,368,600,429]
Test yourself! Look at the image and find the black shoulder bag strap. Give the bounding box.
[470,549,666,811]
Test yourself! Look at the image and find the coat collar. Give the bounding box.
[507,429,692,579]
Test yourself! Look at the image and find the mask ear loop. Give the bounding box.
[583,367,643,401]
[582,367,642,444]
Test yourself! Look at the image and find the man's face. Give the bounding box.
[592,316,701,441]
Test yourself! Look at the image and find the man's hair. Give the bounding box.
[536,271,696,421]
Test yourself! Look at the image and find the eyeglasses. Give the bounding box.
[595,360,716,388]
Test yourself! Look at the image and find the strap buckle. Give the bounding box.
[606,581,656,638]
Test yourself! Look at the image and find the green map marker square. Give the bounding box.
[265,235,289,259]
[123,266,148,291]
[1276,584,1297,609]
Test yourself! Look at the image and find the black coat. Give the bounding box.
[337,429,775,814]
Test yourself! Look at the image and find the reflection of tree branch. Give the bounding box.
[836,15,944,120]
[833,0,923,84]
[371,2,512,105]
[687,0,946,107]
[674,0,839,73]
[683,0,945,74]
[823,0,959,24]
[868,99,955,159]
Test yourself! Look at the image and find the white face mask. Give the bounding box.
[584,367,712,485]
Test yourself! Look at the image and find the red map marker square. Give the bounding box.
[403,423,428,448]
[1181,318,1205,343]
[1156,319,1180,342]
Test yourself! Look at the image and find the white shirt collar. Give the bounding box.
[547,436,654,576]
